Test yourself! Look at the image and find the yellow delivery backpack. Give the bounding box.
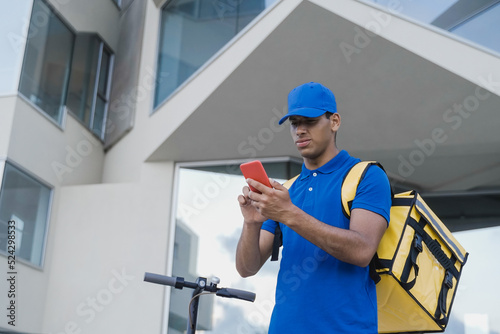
[278,161,469,333]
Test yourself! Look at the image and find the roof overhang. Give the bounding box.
[147,0,500,192]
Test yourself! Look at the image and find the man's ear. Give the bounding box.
[330,112,341,131]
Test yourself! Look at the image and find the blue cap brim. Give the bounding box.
[278,108,329,125]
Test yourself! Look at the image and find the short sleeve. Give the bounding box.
[351,165,392,224]
[261,219,278,234]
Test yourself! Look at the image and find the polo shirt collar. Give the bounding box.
[299,150,351,180]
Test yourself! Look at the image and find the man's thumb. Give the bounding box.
[270,178,285,190]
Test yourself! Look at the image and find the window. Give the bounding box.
[0,162,52,267]
[367,0,458,23]
[18,0,74,125]
[18,0,114,138]
[66,34,113,139]
[450,2,500,54]
[154,0,277,109]
[171,160,500,333]
[364,0,500,55]
[438,226,500,333]
[169,160,300,333]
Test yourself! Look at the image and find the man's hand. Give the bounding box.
[244,178,296,223]
[238,183,267,225]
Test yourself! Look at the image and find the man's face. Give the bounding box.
[289,114,338,162]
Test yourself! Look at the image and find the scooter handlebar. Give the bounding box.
[144,272,255,302]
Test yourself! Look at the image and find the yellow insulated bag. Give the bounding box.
[277,161,468,333]
[342,161,469,333]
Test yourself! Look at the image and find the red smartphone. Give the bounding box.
[240,160,272,193]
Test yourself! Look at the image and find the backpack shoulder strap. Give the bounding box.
[283,174,299,189]
[270,174,300,261]
[341,161,385,218]
[341,161,389,284]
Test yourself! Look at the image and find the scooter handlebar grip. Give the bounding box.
[217,288,256,302]
[144,272,178,287]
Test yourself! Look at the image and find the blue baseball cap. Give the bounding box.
[279,82,337,125]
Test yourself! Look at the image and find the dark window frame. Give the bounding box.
[18,0,76,127]
[66,33,114,140]
[0,159,54,269]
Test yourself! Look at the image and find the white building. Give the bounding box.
[1,0,499,333]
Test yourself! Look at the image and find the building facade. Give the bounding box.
[0,0,499,333]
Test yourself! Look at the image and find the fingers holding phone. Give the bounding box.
[238,187,267,224]
[240,161,295,223]
[238,161,272,223]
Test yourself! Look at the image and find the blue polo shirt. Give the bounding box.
[261,150,391,333]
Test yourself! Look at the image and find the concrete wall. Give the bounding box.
[42,162,174,334]
[0,1,171,333]
[0,3,120,328]
[0,96,108,332]
[8,98,105,187]
[0,248,49,332]
[1,95,175,333]
[0,98,16,158]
